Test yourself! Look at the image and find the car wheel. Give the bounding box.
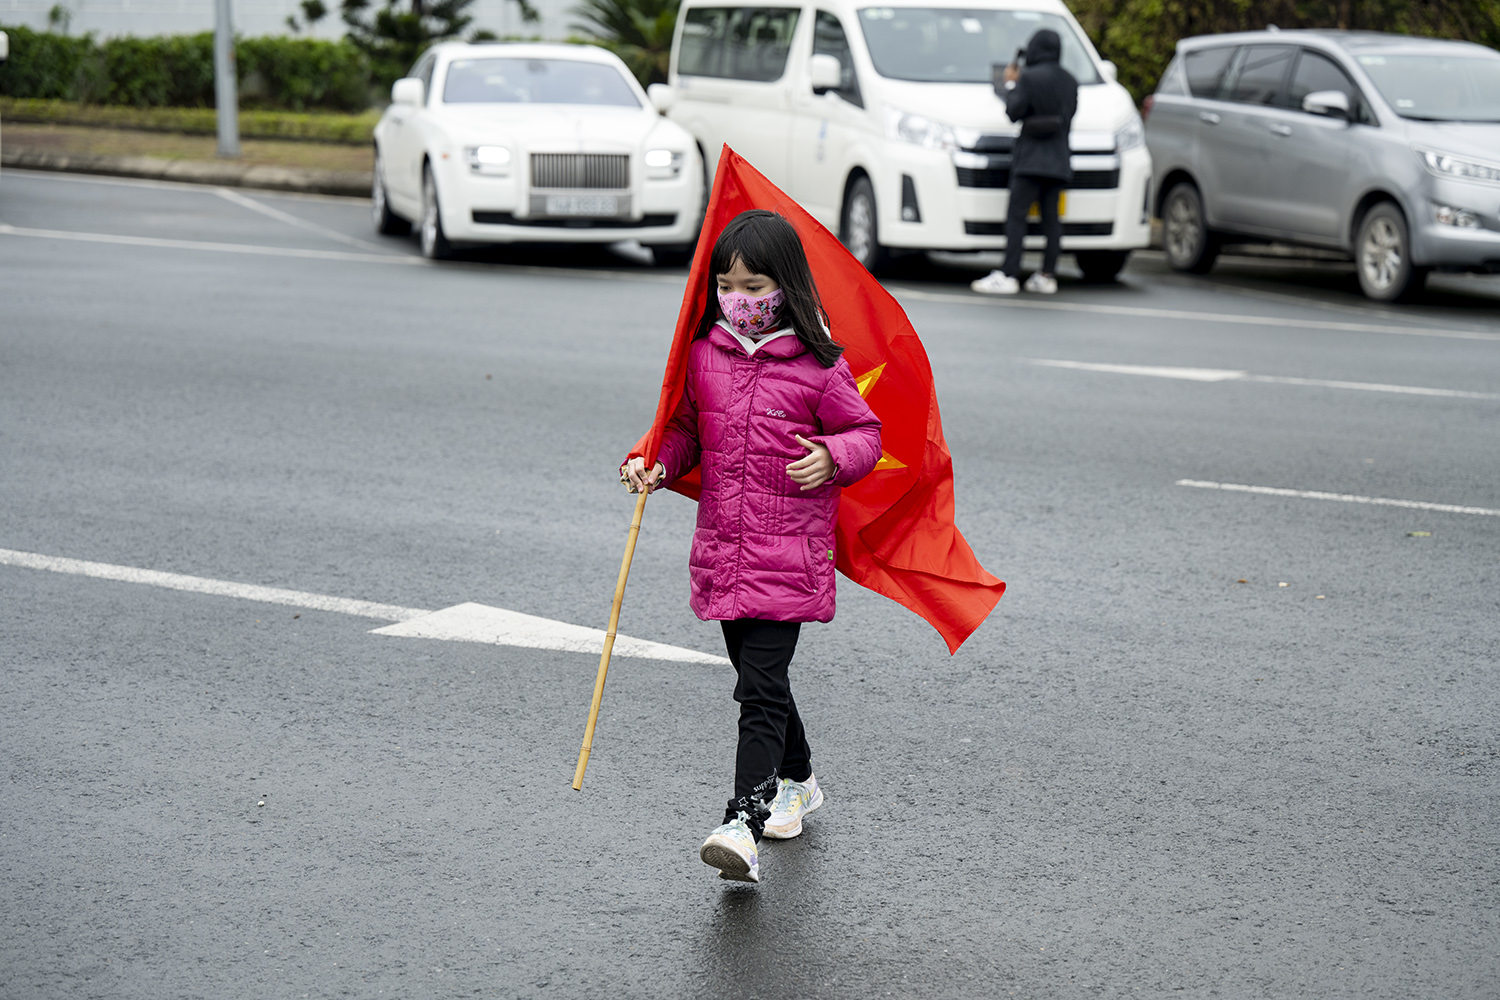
[1162,182,1218,274]
[420,165,454,260]
[371,148,409,236]
[1356,202,1426,302]
[1075,249,1131,283]
[840,175,889,273]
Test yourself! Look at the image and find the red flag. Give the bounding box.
[632,146,1004,653]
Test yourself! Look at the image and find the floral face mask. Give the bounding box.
[718,288,785,338]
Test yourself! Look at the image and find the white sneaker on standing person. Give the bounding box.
[1023,271,1058,294]
[970,269,1020,295]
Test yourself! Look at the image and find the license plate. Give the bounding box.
[544,195,620,217]
[1027,192,1067,218]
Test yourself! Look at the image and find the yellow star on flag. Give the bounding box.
[854,363,907,472]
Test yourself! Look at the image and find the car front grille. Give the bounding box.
[957,167,1120,190]
[531,153,629,190]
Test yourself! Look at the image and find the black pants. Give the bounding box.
[720,618,812,840]
[1003,173,1066,278]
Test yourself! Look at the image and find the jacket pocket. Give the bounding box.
[803,537,831,593]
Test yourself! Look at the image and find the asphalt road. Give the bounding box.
[2,169,1497,999]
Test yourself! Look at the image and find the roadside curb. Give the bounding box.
[2,149,371,197]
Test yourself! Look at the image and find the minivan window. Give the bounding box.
[1222,44,1294,105]
[1355,53,1500,123]
[1183,45,1234,99]
[857,8,1101,86]
[442,58,640,106]
[814,10,864,107]
[1286,49,1371,123]
[679,6,802,82]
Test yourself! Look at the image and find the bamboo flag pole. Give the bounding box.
[572,486,650,791]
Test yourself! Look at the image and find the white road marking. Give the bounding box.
[214,186,395,253]
[1176,481,1500,517]
[893,286,1500,343]
[1027,359,1498,399]
[0,548,726,663]
[0,222,420,265]
[371,602,727,664]
[4,167,368,203]
[1028,359,1248,382]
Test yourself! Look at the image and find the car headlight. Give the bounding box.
[1114,114,1145,152]
[886,109,959,151]
[1418,148,1500,185]
[645,148,683,180]
[465,145,512,176]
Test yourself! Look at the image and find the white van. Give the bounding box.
[652,0,1151,278]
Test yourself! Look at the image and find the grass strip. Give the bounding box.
[0,98,379,145]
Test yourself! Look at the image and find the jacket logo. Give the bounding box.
[765,408,787,418]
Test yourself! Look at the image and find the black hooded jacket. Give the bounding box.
[1000,29,1079,181]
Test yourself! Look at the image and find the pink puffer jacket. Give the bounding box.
[655,322,882,623]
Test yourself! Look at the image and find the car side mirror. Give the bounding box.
[1101,60,1118,83]
[1302,89,1350,121]
[391,77,425,108]
[648,83,676,114]
[810,53,842,93]
[0,30,9,65]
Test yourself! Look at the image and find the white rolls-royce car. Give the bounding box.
[372,42,707,263]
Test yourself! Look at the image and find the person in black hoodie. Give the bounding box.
[971,28,1078,296]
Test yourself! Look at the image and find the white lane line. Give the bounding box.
[1027,359,1498,399]
[214,186,396,253]
[1028,359,1248,382]
[0,222,684,285]
[0,548,727,663]
[892,286,1500,343]
[1176,481,1500,517]
[0,222,421,265]
[4,167,367,203]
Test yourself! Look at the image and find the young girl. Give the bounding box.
[621,210,882,884]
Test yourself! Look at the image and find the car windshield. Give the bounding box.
[442,57,640,107]
[857,8,1100,85]
[1355,52,1500,122]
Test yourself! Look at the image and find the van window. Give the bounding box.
[1221,44,1295,106]
[814,11,863,107]
[1285,49,1371,124]
[857,8,1101,86]
[679,6,802,82]
[1183,45,1234,99]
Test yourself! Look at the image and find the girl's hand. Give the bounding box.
[788,435,835,490]
[621,457,666,494]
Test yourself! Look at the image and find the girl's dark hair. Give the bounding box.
[696,210,845,368]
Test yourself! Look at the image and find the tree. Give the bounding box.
[572,0,680,86]
[1069,0,1500,103]
[341,0,540,89]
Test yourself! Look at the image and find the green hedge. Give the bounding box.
[0,25,373,111]
[0,97,380,144]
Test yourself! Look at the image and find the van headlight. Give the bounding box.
[1114,115,1145,152]
[1418,148,1500,184]
[645,148,683,179]
[465,145,512,176]
[886,109,959,151]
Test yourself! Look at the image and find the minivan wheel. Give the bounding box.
[420,165,454,260]
[1162,182,1218,274]
[1075,249,1131,283]
[841,175,889,272]
[372,148,409,236]
[1356,202,1426,302]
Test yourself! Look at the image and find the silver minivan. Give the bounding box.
[1145,30,1500,301]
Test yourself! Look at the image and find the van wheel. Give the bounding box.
[372,148,409,236]
[1075,250,1130,283]
[420,164,454,260]
[841,176,889,273]
[1356,202,1426,302]
[1162,182,1218,274]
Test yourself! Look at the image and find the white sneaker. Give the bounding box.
[762,775,824,839]
[700,815,759,883]
[970,270,1020,295]
[1024,272,1058,294]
